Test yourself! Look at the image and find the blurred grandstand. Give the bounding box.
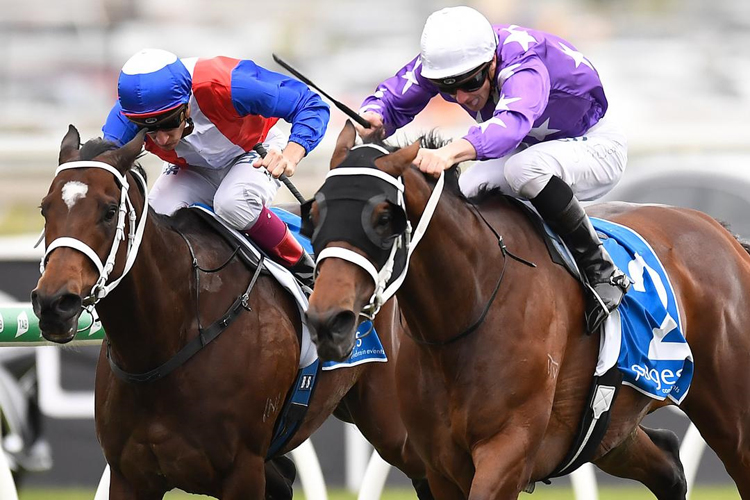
[0,0,749,492]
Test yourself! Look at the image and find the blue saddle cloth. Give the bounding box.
[592,218,694,404]
[271,208,388,370]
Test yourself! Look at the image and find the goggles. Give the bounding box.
[429,62,491,95]
[125,104,187,132]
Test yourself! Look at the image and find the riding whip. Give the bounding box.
[272,54,371,129]
[252,143,306,204]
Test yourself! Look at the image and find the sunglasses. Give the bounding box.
[127,105,187,132]
[430,63,491,95]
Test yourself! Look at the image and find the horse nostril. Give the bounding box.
[327,310,356,337]
[55,294,82,317]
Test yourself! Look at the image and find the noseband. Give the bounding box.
[306,145,444,318]
[40,161,148,309]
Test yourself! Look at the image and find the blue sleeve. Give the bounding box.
[102,102,140,147]
[229,61,330,154]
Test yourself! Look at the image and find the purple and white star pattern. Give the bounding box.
[360,24,608,161]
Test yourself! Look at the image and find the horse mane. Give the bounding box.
[80,137,149,186]
[716,219,750,255]
[377,130,463,198]
[379,131,516,208]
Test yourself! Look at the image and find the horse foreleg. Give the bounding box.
[593,425,686,500]
[221,452,266,500]
[108,468,164,500]
[424,467,468,500]
[467,432,536,500]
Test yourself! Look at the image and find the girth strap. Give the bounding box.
[266,359,321,459]
[543,365,623,481]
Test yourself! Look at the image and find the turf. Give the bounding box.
[16,485,742,499]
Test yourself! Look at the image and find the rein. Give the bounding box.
[316,161,536,346]
[106,235,263,383]
[404,193,536,347]
[43,159,261,383]
[106,218,263,384]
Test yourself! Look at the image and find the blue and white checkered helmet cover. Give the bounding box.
[117,48,191,118]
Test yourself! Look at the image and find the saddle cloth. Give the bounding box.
[539,211,693,403]
[190,205,388,370]
[590,218,693,403]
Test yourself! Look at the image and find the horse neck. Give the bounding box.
[95,205,191,372]
[397,169,523,345]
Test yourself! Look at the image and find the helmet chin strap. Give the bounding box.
[40,161,149,309]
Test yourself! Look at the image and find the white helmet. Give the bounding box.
[420,6,497,80]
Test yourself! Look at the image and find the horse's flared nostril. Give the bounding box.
[32,289,81,321]
[327,310,356,338]
[307,308,357,342]
[56,293,82,317]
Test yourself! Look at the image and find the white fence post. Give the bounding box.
[94,465,110,500]
[0,413,19,500]
[357,450,390,500]
[345,423,371,492]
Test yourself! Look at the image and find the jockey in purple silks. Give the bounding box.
[103,48,330,285]
[357,6,631,333]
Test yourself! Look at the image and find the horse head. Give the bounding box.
[306,121,423,361]
[31,126,146,343]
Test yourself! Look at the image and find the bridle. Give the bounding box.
[309,147,535,345]
[40,160,148,310]
[310,146,445,319]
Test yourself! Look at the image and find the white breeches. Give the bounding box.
[459,115,628,201]
[148,128,286,230]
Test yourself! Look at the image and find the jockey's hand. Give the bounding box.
[253,142,306,178]
[414,139,478,178]
[356,112,386,143]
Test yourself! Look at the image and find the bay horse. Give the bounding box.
[305,122,750,499]
[30,125,430,499]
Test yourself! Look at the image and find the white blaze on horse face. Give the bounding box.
[61,181,89,210]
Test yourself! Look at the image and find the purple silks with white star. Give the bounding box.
[360,24,608,161]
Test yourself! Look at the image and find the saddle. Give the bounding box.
[188,205,269,274]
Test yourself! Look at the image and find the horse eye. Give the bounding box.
[376,211,392,227]
[104,205,118,222]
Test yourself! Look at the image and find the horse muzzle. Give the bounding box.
[306,308,357,362]
[31,288,82,343]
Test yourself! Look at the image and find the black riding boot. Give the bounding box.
[290,250,315,290]
[531,176,630,333]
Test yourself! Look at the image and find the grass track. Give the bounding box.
[17,486,742,499]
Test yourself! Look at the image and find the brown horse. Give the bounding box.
[305,122,750,499]
[30,125,430,499]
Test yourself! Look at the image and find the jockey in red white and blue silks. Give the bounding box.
[102,49,329,277]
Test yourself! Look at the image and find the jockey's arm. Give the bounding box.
[415,138,477,178]
[358,56,437,139]
[232,62,330,178]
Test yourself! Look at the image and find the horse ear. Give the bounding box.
[374,141,420,177]
[59,125,81,165]
[102,129,146,174]
[330,120,356,170]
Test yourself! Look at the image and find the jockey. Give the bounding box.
[102,48,330,285]
[357,6,630,333]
